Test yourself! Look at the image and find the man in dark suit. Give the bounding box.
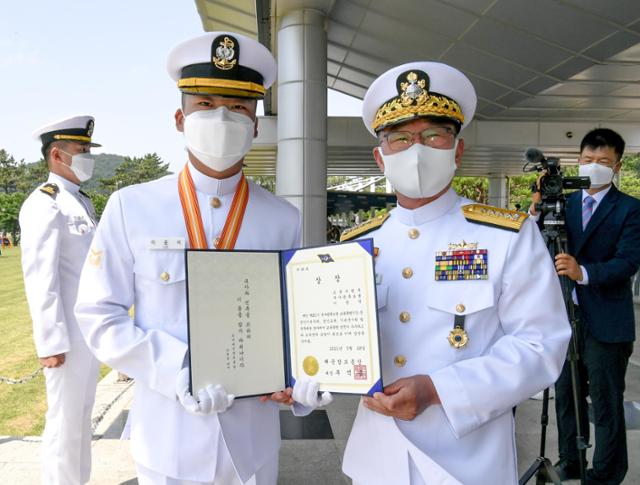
[531,128,640,484]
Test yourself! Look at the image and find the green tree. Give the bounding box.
[622,153,640,177]
[99,153,170,192]
[0,192,27,244]
[247,175,275,193]
[16,159,49,193]
[0,150,26,193]
[621,153,640,199]
[508,173,538,211]
[87,192,109,220]
[452,176,488,203]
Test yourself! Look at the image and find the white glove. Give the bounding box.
[176,367,235,415]
[292,378,333,409]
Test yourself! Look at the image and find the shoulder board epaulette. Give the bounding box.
[39,183,59,199]
[461,204,527,232]
[340,213,390,242]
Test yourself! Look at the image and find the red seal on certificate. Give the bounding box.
[354,364,367,380]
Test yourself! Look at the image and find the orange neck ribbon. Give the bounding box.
[178,164,249,249]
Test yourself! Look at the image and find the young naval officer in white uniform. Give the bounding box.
[74,32,326,485]
[20,115,101,485]
[340,62,572,485]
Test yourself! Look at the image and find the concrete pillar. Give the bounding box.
[275,9,327,245]
[487,175,508,208]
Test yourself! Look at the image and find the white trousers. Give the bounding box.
[41,337,100,485]
[353,455,427,485]
[136,438,278,485]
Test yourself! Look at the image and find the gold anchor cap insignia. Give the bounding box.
[400,71,427,107]
[212,36,237,71]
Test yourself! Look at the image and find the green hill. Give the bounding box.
[24,153,125,193]
[83,153,125,192]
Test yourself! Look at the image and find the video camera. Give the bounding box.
[523,148,590,220]
[519,152,592,485]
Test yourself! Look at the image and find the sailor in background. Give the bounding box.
[20,115,101,485]
[75,32,325,485]
[340,62,572,485]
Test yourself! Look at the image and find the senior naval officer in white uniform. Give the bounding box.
[74,32,326,485]
[340,62,572,485]
[20,115,101,485]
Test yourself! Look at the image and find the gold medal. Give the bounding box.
[302,356,319,376]
[448,326,468,349]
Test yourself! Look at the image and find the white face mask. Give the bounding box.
[578,162,615,188]
[380,142,458,199]
[60,150,96,182]
[183,107,255,172]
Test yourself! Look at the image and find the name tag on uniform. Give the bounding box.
[147,237,185,250]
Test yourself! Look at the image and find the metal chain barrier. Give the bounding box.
[0,367,43,384]
[91,379,134,433]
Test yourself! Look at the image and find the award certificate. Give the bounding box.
[186,239,382,398]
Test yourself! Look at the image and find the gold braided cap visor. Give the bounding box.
[178,77,265,98]
[52,134,92,142]
[372,93,464,133]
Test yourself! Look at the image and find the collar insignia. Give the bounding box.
[88,248,103,268]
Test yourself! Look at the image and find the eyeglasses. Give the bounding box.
[380,126,456,152]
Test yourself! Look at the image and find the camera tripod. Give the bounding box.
[519,218,590,485]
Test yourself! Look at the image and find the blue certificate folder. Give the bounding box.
[185,238,383,399]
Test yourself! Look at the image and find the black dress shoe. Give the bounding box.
[585,468,620,485]
[544,460,582,482]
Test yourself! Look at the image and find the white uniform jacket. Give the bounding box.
[75,165,301,483]
[343,189,571,485]
[20,173,96,357]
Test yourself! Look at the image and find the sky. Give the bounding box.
[0,1,362,172]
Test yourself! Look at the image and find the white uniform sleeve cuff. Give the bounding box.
[430,367,479,438]
[34,327,71,358]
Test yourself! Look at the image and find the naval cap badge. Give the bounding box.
[399,70,429,107]
[212,35,238,71]
[86,119,94,137]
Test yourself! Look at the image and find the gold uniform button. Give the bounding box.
[213,237,221,247]
[399,311,411,323]
[402,267,413,279]
[408,228,420,239]
[394,355,407,367]
[455,303,466,313]
[210,197,221,208]
[160,272,170,282]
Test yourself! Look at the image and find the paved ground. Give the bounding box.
[2,306,639,485]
